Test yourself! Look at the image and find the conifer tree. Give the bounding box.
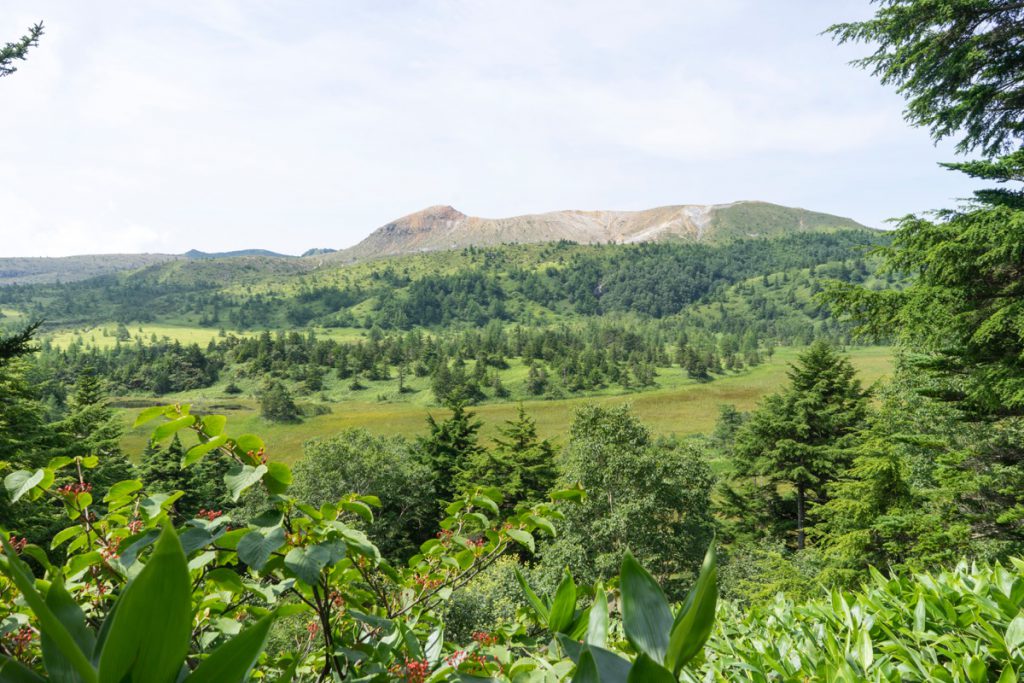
[52,369,134,494]
[734,341,868,549]
[417,401,484,502]
[456,405,557,511]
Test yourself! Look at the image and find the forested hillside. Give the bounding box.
[1,1,1023,682]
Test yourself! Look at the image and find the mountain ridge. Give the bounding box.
[328,200,873,263]
[0,201,874,285]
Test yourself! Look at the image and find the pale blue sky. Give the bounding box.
[2,1,983,256]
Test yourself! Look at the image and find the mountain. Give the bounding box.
[0,254,180,286]
[0,249,294,286]
[183,249,292,259]
[330,201,872,262]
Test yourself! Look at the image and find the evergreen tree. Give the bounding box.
[829,0,1024,156]
[138,436,230,518]
[417,401,484,503]
[51,369,134,495]
[525,363,548,395]
[733,341,868,549]
[456,406,557,512]
[138,436,191,506]
[0,23,43,78]
[259,380,300,422]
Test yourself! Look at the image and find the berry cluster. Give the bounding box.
[57,482,92,496]
[471,631,498,646]
[197,509,223,521]
[388,657,430,683]
[4,626,33,656]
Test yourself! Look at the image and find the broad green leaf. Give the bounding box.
[341,500,373,523]
[515,568,549,622]
[914,594,927,632]
[587,585,609,648]
[472,495,500,516]
[550,488,586,502]
[117,530,160,569]
[0,536,98,683]
[132,405,166,428]
[571,648,600,683]
[4,469,44,503]
[187,611,277,683]
[179,527,214,556]
[205,568,246,594]
[225,464,268,502]
[998,666,1018,683]
[66,552,103,578]
[234,434,264,455]
[42,576,96,683]
[621,550,672,666]
[237,528,286,570]
[967,657,987,683]
[284,542,345,586]
[98,524,191,683]
[50,525,82,550]
[556,636,632,681]
[201,414,227,437]
[102,480,142,503]
[627,653,675,683]
[0,655,47,682]
[47,457,73,470]
[665,540,718,675]
[262,462,292,494]
[183,436,227,467]
[425,627,444,667]
[1007,614,1024,653]
[528,514,556,537]
[548,569,577,634]
[249,509,284,529]
[151,414,196,441]
[140,491,184,520]
[337,527,380,561]
[507,529,535,553]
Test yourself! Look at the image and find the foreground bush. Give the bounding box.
[703,560,1024,681]
[0,405,719,681]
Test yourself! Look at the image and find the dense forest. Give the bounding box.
[1,1,1024,681]
[5,230,888,412]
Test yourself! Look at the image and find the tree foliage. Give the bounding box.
[732,341,868,549]
[542,404,715,598]
[830,0,1024,155]
[0,22,43,78]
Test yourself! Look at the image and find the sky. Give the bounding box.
[1,0,985,257]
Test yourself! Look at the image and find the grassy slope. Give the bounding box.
[118,346,893,465]
[710,202,870,240]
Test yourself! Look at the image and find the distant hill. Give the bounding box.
[183,249,292,260]
[329,201,872,262]
[0,254,179,286]
[301,248,338,257]
[0,201,872,285]
[0,249,294,286]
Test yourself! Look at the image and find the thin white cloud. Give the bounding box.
[0,0,983,256]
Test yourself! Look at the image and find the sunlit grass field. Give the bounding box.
[118,346,893,464]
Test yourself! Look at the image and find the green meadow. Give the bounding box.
[118,345,893,464]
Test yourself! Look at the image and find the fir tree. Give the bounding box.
[733,341,868,549]
[417,401,484,503]
[52,369,134,494]
[456,405,557,512]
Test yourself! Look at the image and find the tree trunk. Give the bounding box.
[796,484,806,550]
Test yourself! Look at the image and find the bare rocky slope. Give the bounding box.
[329,201,871,262]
